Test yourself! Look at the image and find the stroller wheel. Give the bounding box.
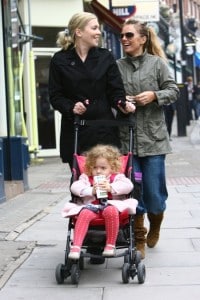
[124,254,130,263]
[122,263,130,284]
[135,250,142,266]
[71,264,81,284]
[55,263,65,284]
[137,262,146,284]
[79,254,84,270]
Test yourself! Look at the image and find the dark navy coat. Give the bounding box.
[49,46,126,165]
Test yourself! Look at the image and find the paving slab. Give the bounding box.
[0,287,102,300]
[1,119,200,299]
[103,286,200,300]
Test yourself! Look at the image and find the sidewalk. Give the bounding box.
[0,118,200,299]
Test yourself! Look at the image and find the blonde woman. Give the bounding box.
[117,19,179,258]
[49,12,135,169]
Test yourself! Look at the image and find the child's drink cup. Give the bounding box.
[94,175,108,199]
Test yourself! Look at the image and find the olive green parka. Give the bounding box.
[117,51,180,156]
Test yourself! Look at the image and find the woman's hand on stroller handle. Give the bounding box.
[118,100,136,114]
[73,99,89,115]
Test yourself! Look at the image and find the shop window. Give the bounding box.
[32,27,64,47]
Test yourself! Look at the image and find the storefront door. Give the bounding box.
[33,49,60,157]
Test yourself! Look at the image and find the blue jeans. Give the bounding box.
[133,155,168,215]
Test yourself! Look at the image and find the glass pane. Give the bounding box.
[35,56,56,149]
[32,27,63,47]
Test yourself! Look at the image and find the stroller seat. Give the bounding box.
[70,153,135,230]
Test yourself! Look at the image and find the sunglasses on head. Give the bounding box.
[120,32,134,39]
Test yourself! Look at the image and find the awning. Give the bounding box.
[91,0,124,33]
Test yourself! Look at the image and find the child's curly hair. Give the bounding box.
[84,144,122,176]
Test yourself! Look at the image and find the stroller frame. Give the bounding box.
[55,117,146,285]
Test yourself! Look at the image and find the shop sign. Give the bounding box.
[109,0,159,22]
[112,6,136,19]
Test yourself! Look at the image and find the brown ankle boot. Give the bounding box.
[134,214,147,259]
[147,213,164,248]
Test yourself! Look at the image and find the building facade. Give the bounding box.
[1,0,200,201]
[0,0,84,201]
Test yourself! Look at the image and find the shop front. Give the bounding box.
[0,0,83,200]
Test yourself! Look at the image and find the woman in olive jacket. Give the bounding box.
[49,12,135,168]
[117,19,179,258]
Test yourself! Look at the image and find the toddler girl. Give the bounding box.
[62,144,138,259]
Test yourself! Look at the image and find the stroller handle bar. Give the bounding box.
[73,114,135,155]
[74,115,135,128]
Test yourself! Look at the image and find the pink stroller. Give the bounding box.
[55,117,146,285]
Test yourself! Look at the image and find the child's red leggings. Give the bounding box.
[72,205,119,248]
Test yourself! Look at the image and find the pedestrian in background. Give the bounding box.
[194,81,200,120]
[48,12,135,169]
[117,19,179,258]
[186,76,198,121]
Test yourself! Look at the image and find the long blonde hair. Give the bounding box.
[123,19,167,61]
[56,12,98,50]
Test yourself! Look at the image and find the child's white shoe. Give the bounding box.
[68,246,81,260]
[102,244,116,257]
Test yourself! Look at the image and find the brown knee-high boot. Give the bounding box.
[134,214,147,259]
[147,213,164,248]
